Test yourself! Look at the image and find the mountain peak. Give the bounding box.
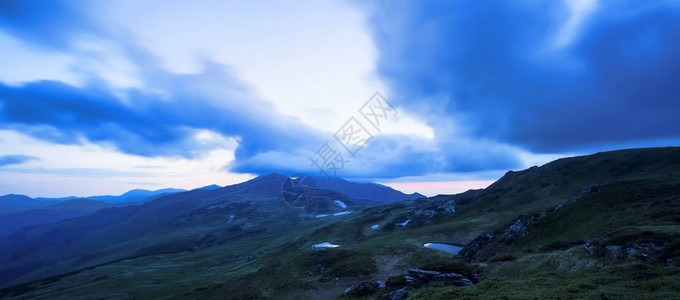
[196,184,222,191]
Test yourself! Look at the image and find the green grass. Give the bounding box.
[2,147,680,299]
[410,250,680,299]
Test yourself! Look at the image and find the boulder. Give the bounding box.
[389,288,408,300]
[344,280,381,297]
[582,185,599,193]
[442,200,456,214]
[507,215,535,237]
[461,232,494,259]
[605,245,623,260]
[433,272,473,286]
[584,243,594,255]
[407,268,473,286]
[509,219,527,234]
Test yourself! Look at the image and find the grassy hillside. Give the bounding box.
[1,147,679,299]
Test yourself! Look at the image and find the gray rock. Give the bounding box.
[584,243,594,255]
[582,185,599,193]
[416,209,436,218]
[389,288,408,300]
[509,219,527,234]
[605,245,623,260]
[407,268,473,286]
[408,268,441,280]
[606,245,621,251]
[460,232,494,259]
[433,273,473,286]
[442,200,456,214]
[344,281,380,297]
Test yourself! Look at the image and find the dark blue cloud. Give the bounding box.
[0,73,324,162]
[0,0,526,179]
[0,0,99,50]
[354,134,522,177]
[0,154,39,167]
[0,71,522,178]
[363,0,680,152]
[0,0,334,176]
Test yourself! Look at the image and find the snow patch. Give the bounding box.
[312,242,340,248]
[370,224,380,230]
[397,219,411,227]
[333,211,352,216]
[423,243,463,254]
[333,200,347,209]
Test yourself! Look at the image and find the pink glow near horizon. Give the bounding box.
[380,180,496,197]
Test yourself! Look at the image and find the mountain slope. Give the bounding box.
[0,199,119,237]
[0,173,381,288]
[314,176,424,205]
[0,147,678,299]
[0,185,240,286]
[0,188,190,238]
[86,188,186,203]
[0,194,56,214]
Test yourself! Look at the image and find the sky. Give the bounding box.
[1,0,679,197]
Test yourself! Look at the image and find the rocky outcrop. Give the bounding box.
[389,288,407,300]
[460,233,494,260]
[344,268,473,298]
[394,197,458,228]
[460,210,559,261]
[582,184,600,194]
[460,215,538,261]
[507,215,535,238]
[584,241,662,261]
[406,268,473,287]
[343,280,382,297]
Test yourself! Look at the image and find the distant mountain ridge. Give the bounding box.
[1,148,678,298]
[86,188,187,203]
[0,173,420,287]
[0,194,56,214]
[313,175,425,205]
[0,188,187,238]
[1,188,187,212]
[0,176,420,241]
[0,199,122,237]
[197,184,222,190]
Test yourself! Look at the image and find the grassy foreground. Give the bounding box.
[1,147,679,299]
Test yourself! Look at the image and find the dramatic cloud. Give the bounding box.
[3,0,678,197]
[0,0,526,182]
[0,0,326,174]
[0,154,39,167]
[0,65,324,162]
[0,0,101,50]
[362,0,680,153]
